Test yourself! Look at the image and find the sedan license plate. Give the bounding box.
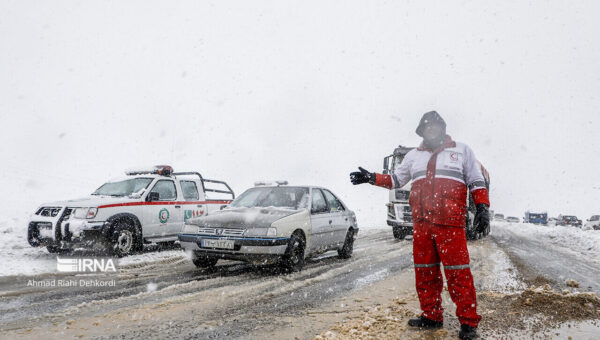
[201,239,235,250]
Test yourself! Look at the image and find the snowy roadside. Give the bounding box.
[492,221,600,264]
[0,216,56,277]
[0,215,183,277]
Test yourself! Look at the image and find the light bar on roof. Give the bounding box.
[125,165,174,176]
[254,180,288,187]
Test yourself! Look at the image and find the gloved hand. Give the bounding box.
[350,167,376,185]
[474,204,490,233]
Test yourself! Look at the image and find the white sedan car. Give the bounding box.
[178,185,358,272]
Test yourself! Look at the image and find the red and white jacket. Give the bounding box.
[375,135,490,227]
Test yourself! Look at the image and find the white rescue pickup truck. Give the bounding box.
[27,166,235,256]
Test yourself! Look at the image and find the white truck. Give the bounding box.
[27,165,235,256]
[382,145,490,240]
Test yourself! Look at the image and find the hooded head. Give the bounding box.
[416,111,447,149]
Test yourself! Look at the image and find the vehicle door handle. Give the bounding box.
[174,205,181,208]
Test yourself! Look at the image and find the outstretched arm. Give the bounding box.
[350,154,412,190]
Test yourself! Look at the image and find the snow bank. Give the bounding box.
[492,221,600,264]
[0,215,57,276]
[0,214,186,277]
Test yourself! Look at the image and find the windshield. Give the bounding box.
[92,178,154,197]
[230,187,309,209]
[564,216,577,221]
[391,155,406,171]
[591,215,600,221]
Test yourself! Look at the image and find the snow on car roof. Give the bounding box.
[104,174,161,183]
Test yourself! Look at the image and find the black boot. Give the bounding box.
[407,315,443,328]
[458,324,477,339]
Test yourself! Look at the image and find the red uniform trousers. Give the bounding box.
[412,220,481,328]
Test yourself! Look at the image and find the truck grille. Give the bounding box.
[395,190,410,201]
[197,228,245,236]
[62,208,73,220]
[36,207,62,217]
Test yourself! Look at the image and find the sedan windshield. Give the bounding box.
[230,187,309,209]
[92,178,154,197]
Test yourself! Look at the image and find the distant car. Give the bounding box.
[523,211,548,225]
[505,216,520,223]
[584,215,600,230]
[547,217,558,226]
[493,214,505,222]
[178,184,358,272]
[557,215,582,227]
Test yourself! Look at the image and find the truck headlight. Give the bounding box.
[74,207,98,219]
[86,208,98,219]
[266,227,277,237]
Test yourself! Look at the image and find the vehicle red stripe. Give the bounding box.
[97,200,232,209]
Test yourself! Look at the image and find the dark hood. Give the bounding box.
[186,207,302,229]
[415,110,446,137]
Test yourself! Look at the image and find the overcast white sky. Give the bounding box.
[1,1,599,226]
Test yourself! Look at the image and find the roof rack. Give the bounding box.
[173,172,235,200]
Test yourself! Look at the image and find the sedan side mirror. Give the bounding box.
[311,206,328,214]
[147,192,160,202]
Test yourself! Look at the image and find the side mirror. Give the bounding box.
[383,155,391,175]
[147,192,160,202]
[311,206,327,214]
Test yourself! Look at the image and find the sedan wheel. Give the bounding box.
[338,229,355,259]
[280,233,305,272]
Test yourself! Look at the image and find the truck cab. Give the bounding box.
[383,146,414,239]
[27,166,235,256]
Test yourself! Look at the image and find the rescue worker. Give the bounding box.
[350,111,490,340]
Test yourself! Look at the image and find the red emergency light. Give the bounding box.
[153,165,173,176]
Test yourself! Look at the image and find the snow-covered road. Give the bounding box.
[1,222,600,339]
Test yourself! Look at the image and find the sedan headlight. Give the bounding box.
[244,227,277,237]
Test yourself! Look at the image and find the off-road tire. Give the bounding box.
[46,245,70,253]
[110,221,141,257]
[393,227,406,240]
